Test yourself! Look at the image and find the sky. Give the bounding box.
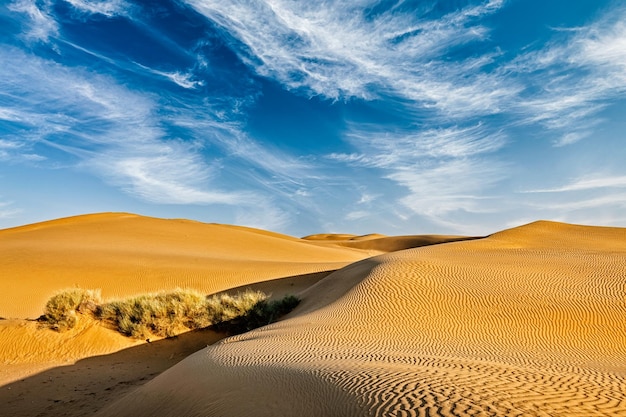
[1,0,625,237]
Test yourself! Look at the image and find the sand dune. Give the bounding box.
[99,221,626,416]
[1,213,474,416]
[0,213,375,410]
[2,215,624,416]
[305,233,477,252]
[0,212,375,319]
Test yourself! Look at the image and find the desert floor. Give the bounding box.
[1,213,624,416]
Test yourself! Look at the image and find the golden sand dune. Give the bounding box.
[99,221,626,416]
[0,213,375,319]
[0,212,373,406]
[1,213,473,416]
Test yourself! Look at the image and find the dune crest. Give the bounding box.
[101,221,626,416]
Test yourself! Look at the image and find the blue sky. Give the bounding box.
[1,0,625,236]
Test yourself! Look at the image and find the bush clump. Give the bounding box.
[40,288,299,339]
[98,289,269,338]
[41,288,102,331]
[225,295,301,333]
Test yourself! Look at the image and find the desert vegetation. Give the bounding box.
[40,288,300,338]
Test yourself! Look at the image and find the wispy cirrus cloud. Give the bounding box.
[62,0,130,17]
[132,62,205,89]
[528,194,626,213]
[0,199,21,219]
[524,175,626,193]
[517,174,626,229]
[0,47,242,205]
[8,0,59,43]
[0,37,313,230]
[510,6,626,146]
[184,0,511,115]
[329,124,507,226]
[3,0,323,231]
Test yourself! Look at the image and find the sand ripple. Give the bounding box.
[96,221,626,415]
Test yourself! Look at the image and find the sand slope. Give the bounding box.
[100,221,626,416]
[0,213,375,319]
[1,213,475,416]
[0,212,377,410]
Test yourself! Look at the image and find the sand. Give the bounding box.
[0,212,375,319]
[97,221,626,417]
[0,213,380,415]
[1,214,625,416]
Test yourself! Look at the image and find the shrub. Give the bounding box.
[97,289,242,338]
[41,288,102,331]
[221,294,301,333]
[41,288,299,339]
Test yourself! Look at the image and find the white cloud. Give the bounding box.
[179,0,626,232]
[184,0,509,115]
[0,200,21,219]
[0,47,249,206]
[9,0,59,43]
[329,124,507,226]
[133,62,205,89]
[169,113,313,186]
[529,194,626,212]
[166,72,204,89]
[510,6,626,145]
[0,45,316,231]
[553,131,592,147]
[234,200,291,232]
[0,139,45,161]
[389,159,504,219]
[63,0,130,17]
[185,0,626,144]
[524,175,626,193]
[343,124,506,167]
[345,210,369,221]
[357,192,377,205]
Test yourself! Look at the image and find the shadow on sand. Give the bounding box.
[0,270,335,417]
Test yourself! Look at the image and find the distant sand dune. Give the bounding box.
[304,232,476,252]
[100,221,626,416]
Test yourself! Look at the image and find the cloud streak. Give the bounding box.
[63,0,130,17]
[0,47,243,206]
[524,176,626,193]
[8,0,59,43]
[329,124,507,226]
[0,199,21,219]
[510,6,626,145]
[184,0,511,116]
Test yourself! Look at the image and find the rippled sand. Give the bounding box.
[99,221,626,417]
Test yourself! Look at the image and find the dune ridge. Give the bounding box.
[100,220,626,416]
[304,233,477,252]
